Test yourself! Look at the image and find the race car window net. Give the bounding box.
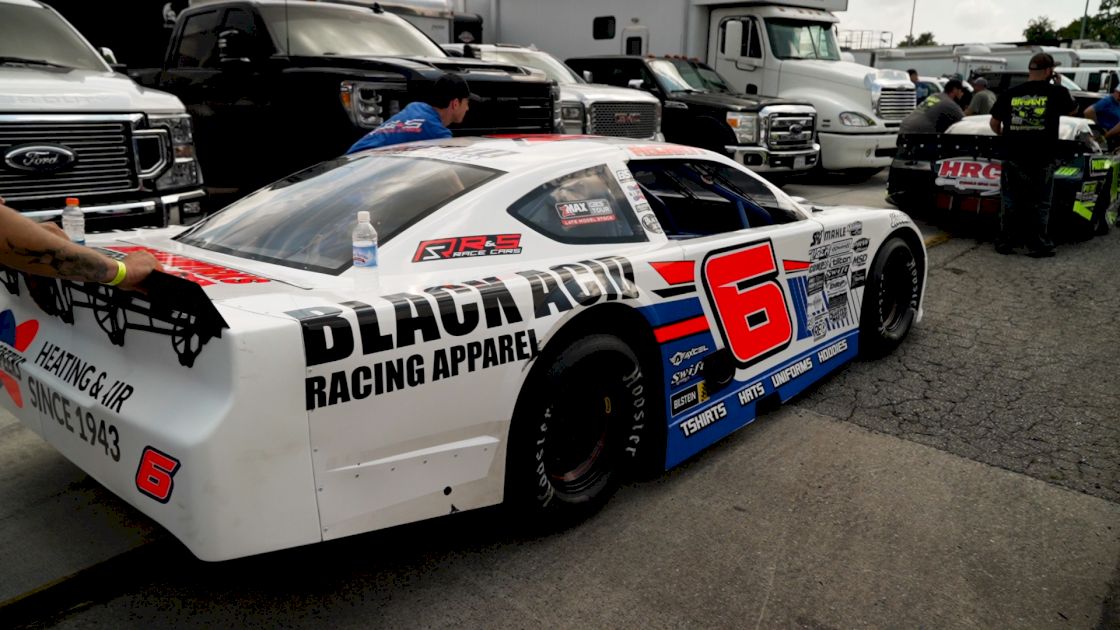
[627,160,804,238]
[507,164,648,245]
[176,154,502,274]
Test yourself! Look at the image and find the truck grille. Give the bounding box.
[0,119,140,203]
[766,113,816,151]
[588,102,658,138]
[876,88,916,121]
[455,83,555,135]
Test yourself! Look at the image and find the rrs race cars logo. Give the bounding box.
[0,309,38,408]
[413,234,523,262]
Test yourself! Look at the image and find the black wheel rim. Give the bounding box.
[878,248,914,333]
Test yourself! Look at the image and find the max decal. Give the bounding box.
[556,199,616,226]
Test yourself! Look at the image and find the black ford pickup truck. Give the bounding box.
[566,55,819,178]
[135,0,558,199]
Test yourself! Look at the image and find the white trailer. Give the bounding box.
[484,0,914,173]
[871,45,1007,78]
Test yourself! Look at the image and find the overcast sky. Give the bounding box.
[837,0,1102,48]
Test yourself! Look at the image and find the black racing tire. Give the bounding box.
[504,334,650,523]
[859,237,920,358]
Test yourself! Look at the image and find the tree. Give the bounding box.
[1023,16,1058,43]
[899,32,937,47]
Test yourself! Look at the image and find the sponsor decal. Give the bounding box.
[829,239,852,256]
[848,221,863,236]
[825,277,848,297]
[371,143,519,161]
[4,143,77,174]
[679,402,728,437]
[806,273,825,295]
[935,158,1002,194]
[135,446,181,503]
[853,253,868,267]
[770,356,813,388]
[641,213,663,234]
[811,313,828,340]
[669,344,709,367]
[670,380,709,415]
[853,238,870,253]
[816,338,848,363]
[28,375,121,462]
[624,182,647,203]
[34,342,135,413]
[555,199,617,226]
[825,266,848,281]
[107,246,270,286]
[0,309,37,408]
[412,234,523,262]
[818,226,849,242]
[627,145,705,157]
[851,269,867,289]
[828,292,849,321]
[829,254,852,269]
[809,246,829,262]
[670,360,703,387]
[890,211,911,228]
[736,381,766,406]
[615,168,635,182]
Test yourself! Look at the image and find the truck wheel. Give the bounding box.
[859,237,920,357]
[505,334,648,522]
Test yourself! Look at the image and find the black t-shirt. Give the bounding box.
[991,80,1076,164]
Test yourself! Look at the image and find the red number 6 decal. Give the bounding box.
[702,241,793,367]
[135,446,181,504]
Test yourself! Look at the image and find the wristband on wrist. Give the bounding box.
[106,260,127,287]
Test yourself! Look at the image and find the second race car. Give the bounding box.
[0,136,927,560]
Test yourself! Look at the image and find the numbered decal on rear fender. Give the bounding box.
[135,446,181,504]
[701,240,793,368]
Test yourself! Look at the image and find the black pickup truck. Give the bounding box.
[134,0,558,199]
[565,55,819,177]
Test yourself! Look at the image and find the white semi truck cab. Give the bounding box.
[704,1,914,171]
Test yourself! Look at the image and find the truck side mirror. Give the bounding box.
[582,70,593,82]
[627,78,645,90]
[99,47,127,73]
[722,21,743,60]
[218,29,251,65]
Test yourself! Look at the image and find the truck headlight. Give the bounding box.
[560,101,584,134]
[726,112,758,144]
[839,112,876,127]
[149,113,203,190]
[340,81,385,129]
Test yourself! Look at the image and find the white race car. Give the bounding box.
[0,136,926,560]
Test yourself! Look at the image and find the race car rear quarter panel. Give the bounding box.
[0,281,320,561]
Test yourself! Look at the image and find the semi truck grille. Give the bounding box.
[0,119,140,203]
[876,88,917,121]
[766,113,816,150]
[456,84,555,135]
[588,102,658,138]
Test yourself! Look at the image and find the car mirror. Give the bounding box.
[218,29,251,65]
[627,78,645,90]
[722,20,743,61]
[582,70,593,82]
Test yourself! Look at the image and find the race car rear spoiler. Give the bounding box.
[0,268,229,368]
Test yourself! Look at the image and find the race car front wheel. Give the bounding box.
[859,237,920,357]
[505,334,647,523]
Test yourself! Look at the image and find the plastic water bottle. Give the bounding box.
[352,210,379,283]
[62,197,85,245]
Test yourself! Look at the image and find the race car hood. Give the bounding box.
[946,114,1094,142]
[0,66,186,114]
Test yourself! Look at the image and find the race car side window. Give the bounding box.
[628,159,804,238]
[508,164,647,245]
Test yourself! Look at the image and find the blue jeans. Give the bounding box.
[999,161,1054,251]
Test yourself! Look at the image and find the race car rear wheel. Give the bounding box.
[505,334,646,522]
[859,237,920,357]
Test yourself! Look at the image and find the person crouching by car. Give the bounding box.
[347,74,473,154]
[989,53,1077,258]
[900,79,966,135]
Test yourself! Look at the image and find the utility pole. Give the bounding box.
[1080,0,1090,40]
[909,0,917,43]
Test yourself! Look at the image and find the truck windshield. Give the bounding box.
[176,153,501,275]
[648,59,734,93]
[259,5,448,58]
[765,20,840,61]
[0,3,109,72]
[483,50,580,84]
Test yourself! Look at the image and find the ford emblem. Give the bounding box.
[789,124,804,134]
[3,144,77,174]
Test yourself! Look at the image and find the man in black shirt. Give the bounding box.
[989,53,1077,257]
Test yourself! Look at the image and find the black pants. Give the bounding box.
[999,160,1054,251]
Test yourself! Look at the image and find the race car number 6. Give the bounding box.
[702,241,793,367]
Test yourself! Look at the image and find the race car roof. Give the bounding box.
[946,115,1095,141]
[352,136,712,172]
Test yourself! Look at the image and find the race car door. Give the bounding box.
[628,158,857,466]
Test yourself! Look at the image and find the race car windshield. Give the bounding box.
[765,19,840,61]
[259,5,448,58]
[176,154,501,274]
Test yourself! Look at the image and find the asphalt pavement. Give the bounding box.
[2,171,1118,629]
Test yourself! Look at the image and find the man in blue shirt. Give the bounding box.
[1084,84,1120,148]
[347,74,473,154]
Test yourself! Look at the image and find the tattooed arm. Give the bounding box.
[0,202,161,291]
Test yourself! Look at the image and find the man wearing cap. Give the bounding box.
[346,74,472,154]
[989,52,1077,257]
[908,69,929,102]
[1083,84,1120,150]
[899,79,966,135]
[964,77,996,116]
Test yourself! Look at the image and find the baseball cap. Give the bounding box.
[1028,52,1057,70]
[971,76,988,88]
